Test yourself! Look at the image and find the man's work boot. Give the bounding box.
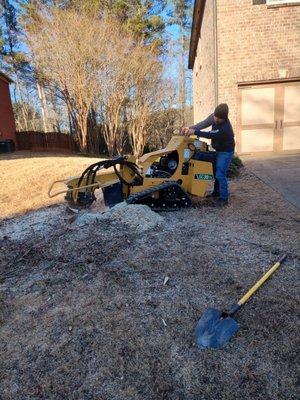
[211,198,228,207]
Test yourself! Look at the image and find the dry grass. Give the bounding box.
[0,151,105,220]
[0,157,299,400]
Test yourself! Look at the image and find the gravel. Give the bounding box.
[0,169,299,400]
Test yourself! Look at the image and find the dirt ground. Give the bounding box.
[0,151,105,220]
[0,167,299,400]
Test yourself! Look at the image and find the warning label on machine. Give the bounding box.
[194,174,214,181]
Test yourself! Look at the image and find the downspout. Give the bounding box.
[213,0,218,106]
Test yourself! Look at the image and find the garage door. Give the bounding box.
[283,83,300,150]
[239,81,300,153]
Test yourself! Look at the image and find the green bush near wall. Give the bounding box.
[228,155,243,178]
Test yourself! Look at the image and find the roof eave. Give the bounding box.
[188,0,206,70]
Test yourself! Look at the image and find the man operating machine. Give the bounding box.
[182,103,235,207]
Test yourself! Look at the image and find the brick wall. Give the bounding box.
[192,0,300,134]
[0,78,17,146]
[216,0,300,132]
[193,0,216,124]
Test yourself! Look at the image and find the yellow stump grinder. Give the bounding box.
[49,135,216,211]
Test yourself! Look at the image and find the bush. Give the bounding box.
[228,155,243,178]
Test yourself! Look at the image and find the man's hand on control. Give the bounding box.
[181,127,195,136]
[181,126,189,135]
[185,128,195,136]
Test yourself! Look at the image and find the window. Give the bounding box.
[253,0,299,4]
[267,0,300,4]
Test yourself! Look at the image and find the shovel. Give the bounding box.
[195,254,287,349]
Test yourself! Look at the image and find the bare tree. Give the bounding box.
[36,80,50,132]
[24,6,172,156]
[126,44,168,157]
[25,7,110,151]
[98,25,134,156]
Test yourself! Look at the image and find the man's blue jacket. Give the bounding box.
[191,114,235,152]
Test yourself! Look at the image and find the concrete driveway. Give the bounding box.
[242,154,300,210]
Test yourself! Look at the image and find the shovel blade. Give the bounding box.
[195,308,239,349]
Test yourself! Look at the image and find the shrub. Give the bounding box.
[228,155,243,178]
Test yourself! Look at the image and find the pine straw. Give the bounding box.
[0,170,299,400]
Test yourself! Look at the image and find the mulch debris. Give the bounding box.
[0,169,299,400]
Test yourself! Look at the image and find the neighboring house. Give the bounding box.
[189,0,300,154]
[0,71,17,147]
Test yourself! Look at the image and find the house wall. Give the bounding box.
[0,77,17,145]
[216,0,300,133]
[193,0,216,124]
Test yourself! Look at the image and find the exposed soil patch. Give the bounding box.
[0,170,299,400]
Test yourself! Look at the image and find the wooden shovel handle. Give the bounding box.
[237,255,287,307]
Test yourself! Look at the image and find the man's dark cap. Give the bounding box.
[214,103,229,119]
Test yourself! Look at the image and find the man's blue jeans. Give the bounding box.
[214,151,234,200]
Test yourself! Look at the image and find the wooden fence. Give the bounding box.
[16,131,78,153]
